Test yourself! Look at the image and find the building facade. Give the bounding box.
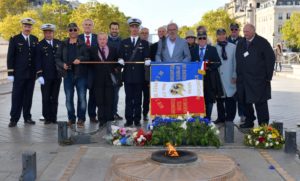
[224,0,300,47]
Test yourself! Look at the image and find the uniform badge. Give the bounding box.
[18,43,24,46]
[124,45,129,48]
[43,46,48,49]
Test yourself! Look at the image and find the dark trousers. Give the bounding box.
[95,86,114,124]
[124,83,143,124]
[41,78,62,121]
[88,88,97,118]
[142,81,150,117]
[238,101,245,117]
[10,78,35,122]
[205,99,213,120]
[244,101,270,125]
[113,85,121,115]
[216,97,237,122]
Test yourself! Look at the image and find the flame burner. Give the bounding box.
[151,150,198,164]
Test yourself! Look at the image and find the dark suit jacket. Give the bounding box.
[192,45,223,103]
[79,34,98,89]
[36,39,61,79]
[90,46,118,87]
[7,33,38,79]
[119,37,150,84]
[150,42,158,61]
[236,34,275,103]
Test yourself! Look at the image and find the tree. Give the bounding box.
[195,9,236,43]
[69,2,129,38]
[0,10,43,40]
[178,25,195,39]
[281,12,300,49]
[0,0,30,20]
[38,0,72,40]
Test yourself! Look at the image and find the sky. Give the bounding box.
[78,0,229,34]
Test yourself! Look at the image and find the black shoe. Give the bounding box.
[44,120,52,125]
[124,122,133,127]
[213,119,225,124]
[24,119,36,125]
[134,122,141,127]
[239,122,254,129]
[8,121,17,127]
[143,116,149,122]
[99,122,107,128]
[52,120,57,124]
[90,117,98,123]
[114,114,123,120]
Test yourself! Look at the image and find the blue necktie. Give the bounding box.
[199,48,205,61]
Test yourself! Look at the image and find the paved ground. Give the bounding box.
[0,74,299,180]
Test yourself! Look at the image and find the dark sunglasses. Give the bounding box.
[69,28,78,32]
[198,37,207,40]
[231,28,239,31]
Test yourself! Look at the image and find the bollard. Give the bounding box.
[19,151,36,181]
[224,121,234,143]
[284,130,297,154]
[272,121,283,136]
[58,121,68,143]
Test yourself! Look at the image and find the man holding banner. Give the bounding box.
[191,32,222,120]
[118,18,151,127]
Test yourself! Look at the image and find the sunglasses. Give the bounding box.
[198,37,207,40]
[231,28,239,31]
[69,28,78,32]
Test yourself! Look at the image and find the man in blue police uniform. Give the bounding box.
[78,19,98,124]
[118,18,151,127]
[7,18,39,127]
[227,23,243,45]
[36,24,62,125]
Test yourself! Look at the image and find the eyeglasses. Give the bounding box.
[198,37,207,40]
[231,28,239,31]
[69,28,78,32]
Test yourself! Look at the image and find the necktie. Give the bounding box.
[102,47,106,60]
[86,35,91,47]
[26,37,30,47]
[246,40,251,49]
[132,37,135,46]
[199,48,205,61]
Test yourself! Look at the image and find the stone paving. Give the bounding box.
[0,74,299,180]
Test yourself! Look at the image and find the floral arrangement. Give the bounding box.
[106,115,221,148]
[150,116,221,147]
[107,125,152,146]
[244,125,284,149]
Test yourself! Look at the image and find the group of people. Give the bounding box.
[6,16,275,130]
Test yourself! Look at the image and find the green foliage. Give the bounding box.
[178,25,195,39]
[178,9,237,44]
[0,1,129,40]
[151,120,221,148]
[69,2,129,38]
[38,0,72,40]
[0,0,30,20]
[0,10,43,40]
[282,12,300,49]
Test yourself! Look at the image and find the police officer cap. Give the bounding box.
[185,30,196,38]
[67,23,78,29]
[230,23,239,29]
[197,31,207,38]
[127,18,142,26]
[216,28,226,35]
[20,18,35,25]
[41,24,56,31]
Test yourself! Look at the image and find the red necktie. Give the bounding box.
[86,35,90,47]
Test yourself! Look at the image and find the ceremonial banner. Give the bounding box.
[150,62,205,116]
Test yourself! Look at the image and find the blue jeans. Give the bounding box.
[64,71,87,122]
